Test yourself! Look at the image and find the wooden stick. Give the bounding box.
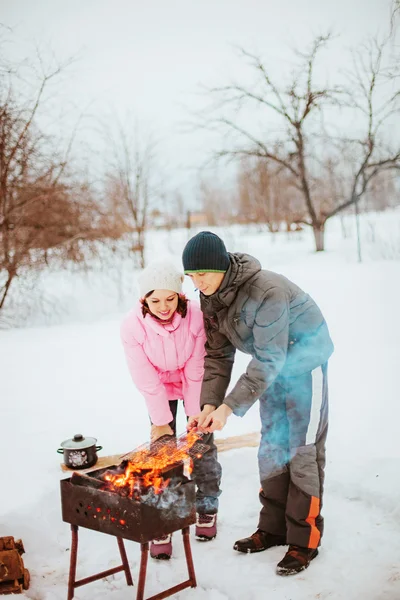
[215,432,260,452]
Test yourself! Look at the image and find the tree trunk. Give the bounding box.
[354,197,362,263]
[137,229,145,268]
[340,215,348,239]
[139,245,145,269]
[312,224,325,252]
[0,273,14,310]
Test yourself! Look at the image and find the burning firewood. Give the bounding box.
[67,431,208,501]
[97,431,208,499]
[70,471,106,490]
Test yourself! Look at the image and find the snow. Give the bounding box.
[1,212,400,599]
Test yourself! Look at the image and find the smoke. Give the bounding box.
[142,477,196,520]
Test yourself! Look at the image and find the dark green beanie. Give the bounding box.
[182,231,230,273]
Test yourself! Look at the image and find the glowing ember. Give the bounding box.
[101,430,204,498]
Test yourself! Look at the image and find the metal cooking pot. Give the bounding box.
[57,434,103,469]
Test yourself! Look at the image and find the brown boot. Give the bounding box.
[233,530,286,554]
[276,545,319,576]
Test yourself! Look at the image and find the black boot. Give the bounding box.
[233,530,286,554]
[276,545,319,576]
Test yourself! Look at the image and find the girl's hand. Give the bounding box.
[187,415,199,430]
[151,423,174,441]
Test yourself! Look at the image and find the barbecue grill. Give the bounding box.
[61,432,208,600]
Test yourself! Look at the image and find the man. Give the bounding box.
[182,231,334,576]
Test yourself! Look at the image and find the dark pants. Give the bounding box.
[158,400,222,515]
[258,364,328,548]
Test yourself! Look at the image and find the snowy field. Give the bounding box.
[1,210,400,599]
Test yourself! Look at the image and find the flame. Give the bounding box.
[101,430,202,498]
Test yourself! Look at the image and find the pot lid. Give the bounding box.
[60,433,97,450]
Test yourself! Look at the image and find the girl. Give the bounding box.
[120,258,221,560]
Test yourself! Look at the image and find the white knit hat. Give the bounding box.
[137,258,184,297]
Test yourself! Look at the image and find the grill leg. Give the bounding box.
[136,542,149,600]
[182,527,197,588]
[117,537,133,586]
[67,525,78,600]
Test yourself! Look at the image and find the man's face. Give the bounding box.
[187,272,225,296]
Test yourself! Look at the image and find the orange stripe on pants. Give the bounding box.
[306,496,321,548]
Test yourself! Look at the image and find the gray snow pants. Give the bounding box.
[165,400,222,515]
[258,363,328,549]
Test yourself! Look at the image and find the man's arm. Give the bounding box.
[223,287,290,417]
[200,326,236,409]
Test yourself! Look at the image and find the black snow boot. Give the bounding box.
[233,530,286,554]
[276,545,319,576]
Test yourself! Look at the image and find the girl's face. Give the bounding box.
[186,272,225,296]
[145,289,179,320]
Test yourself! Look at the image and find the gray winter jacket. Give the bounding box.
[199,253,334,417]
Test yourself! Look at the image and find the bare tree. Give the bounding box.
[326,35,400,260]
[390,0,400,35]
[196,34,343,250]
[237,157,272,225]
[236,156,306,231]
[162,191,192,230]
[364,170,398,210]
[0,45,121,313]
[197,179,236,226]
[197,29,400,251]
[172,191,188,229]
[104,121,159,268]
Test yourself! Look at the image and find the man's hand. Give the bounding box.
[151,423,174,441]
[202,404,233,433]
[187,404,216,431]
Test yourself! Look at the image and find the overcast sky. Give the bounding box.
[1,0,394,200]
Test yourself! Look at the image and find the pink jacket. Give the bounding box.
[120,301,206,425]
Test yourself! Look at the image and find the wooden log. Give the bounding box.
[0,538,16,552]
[70,471,105,490]
[22,568,30,591]
[0,550,24,582]
[14,540,24,555]
[215,432,260,452]
[0,538,29,595]
[0,579,23,594]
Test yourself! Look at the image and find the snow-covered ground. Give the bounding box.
[1,211,400,599]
